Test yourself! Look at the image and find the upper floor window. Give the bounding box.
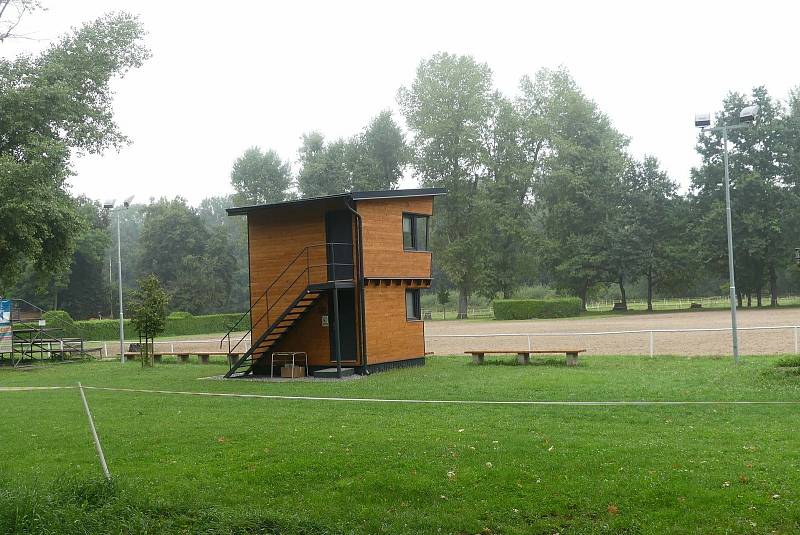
[402,213,429,251]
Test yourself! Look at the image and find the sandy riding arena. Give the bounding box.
[424,307,800,357]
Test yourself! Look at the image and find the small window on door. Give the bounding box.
[402,214,429,251]
[405,289,421,321]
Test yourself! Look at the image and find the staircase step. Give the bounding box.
[313,367,355,378]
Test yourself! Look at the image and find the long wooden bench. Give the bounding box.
[465,349,586,367]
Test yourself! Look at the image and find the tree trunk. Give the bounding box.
[579,281,589,312]
[746,293,752,308]
[736,291,743,308]
[618,274,627,308]
[756,286,762,308]
[457,288,468,319]
[647,268,654,312]
[769,266,779,307]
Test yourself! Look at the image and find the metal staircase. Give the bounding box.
[221,243,353,378]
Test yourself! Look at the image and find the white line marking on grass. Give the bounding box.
[80,386,800,406]
[0,386,75,391]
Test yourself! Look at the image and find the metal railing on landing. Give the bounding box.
[220,242,354,357]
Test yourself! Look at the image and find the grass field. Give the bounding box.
[2,355,800,534]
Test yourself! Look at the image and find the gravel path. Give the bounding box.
[424,307,800,356]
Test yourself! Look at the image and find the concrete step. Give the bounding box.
[313,367,355,378]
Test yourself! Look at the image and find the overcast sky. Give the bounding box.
[3,0,798,205]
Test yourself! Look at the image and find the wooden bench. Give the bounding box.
[123,352,243,364]
[465,349,587,367]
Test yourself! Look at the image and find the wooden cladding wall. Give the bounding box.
[271,295,333,365]
[363,285,425,364]
[357,197,433,279]
[246,199,351,337]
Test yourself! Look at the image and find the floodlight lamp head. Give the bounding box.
[102,199,115,209]
[694,113,711,128]
[740,105,758,123]
[123,195,134,208]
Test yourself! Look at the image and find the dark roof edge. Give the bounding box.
[351,187,447,201]
[226,188,446,216]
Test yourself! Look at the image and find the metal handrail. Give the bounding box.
[220,242,355,356]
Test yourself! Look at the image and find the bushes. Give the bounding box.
[42,310,75,326]
[492,298,582,320]
[70,312,249,341]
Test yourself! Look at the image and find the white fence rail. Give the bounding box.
[86,325,800,358]
[425,325,800,357]
[86,338,251,358]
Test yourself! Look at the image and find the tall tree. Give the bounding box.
[399,53,495,317]
[691,87,796,307]
[0,12,149,290]
[230,146,292,206]
[479,96,539,298]
[529,67,628,309]
[297,112,409,197]
[618,156,691,311]
[136,198,210,291]
[297,132,351,197]
[349,110,409,191]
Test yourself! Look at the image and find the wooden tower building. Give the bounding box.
[222,188,445,378]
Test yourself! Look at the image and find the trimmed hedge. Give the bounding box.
[492,298,582,320]
[44,312,250,341]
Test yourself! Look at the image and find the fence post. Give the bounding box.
[649,331,654,357]
[103,342,108,358]
[527,335,532,351]
[171,343,175,354]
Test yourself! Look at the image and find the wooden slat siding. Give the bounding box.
[363,285,425,364]
[357,197,433,279]
[270,295,334,365]
[246,199,353,343]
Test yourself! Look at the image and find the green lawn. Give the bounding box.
[2,356,800,534]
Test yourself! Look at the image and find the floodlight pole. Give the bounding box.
[117,210,125,364]
[701,121,749,364]
[721,124,739,364]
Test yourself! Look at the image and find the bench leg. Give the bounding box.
[566,353,578,366]
[517,353,530,365]
[472,354,484,365]
[200,355,209,364]
[153,355,162,363]
[180,355,189,363]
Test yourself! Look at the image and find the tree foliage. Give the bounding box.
[297,111,408,197]
[399,53,495,316]
[0,11,149,290]
[128,274,168,366]
[230,146,292,206]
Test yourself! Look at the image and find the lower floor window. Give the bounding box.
[405,289,421,321]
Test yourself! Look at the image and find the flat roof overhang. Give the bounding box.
[226,188,447,216]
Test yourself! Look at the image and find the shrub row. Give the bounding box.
[492,298,582,320]
[42,311,250,341]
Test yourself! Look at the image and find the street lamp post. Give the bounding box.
[104,196,134,363]
[694,106,758,364]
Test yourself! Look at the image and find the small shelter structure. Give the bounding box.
[222,188,445,378]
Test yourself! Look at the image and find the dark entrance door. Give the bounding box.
[329,288,358,363]
[324,210,354,281]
